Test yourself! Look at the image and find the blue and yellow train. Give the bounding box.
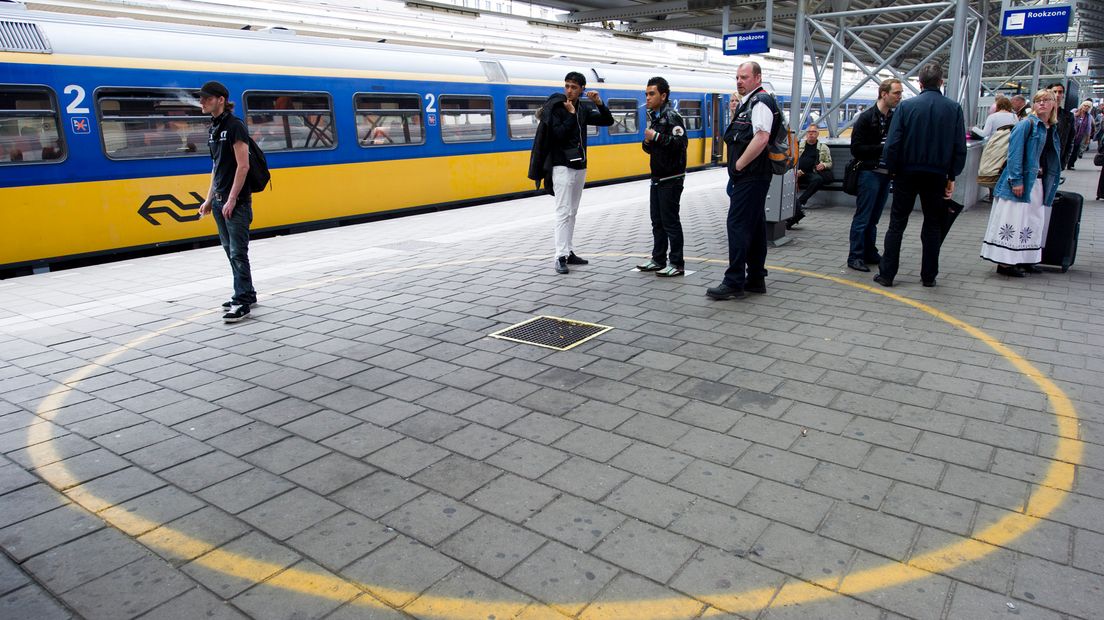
[0,6,873,272]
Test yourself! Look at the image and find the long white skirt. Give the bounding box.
[980,182,1051,265]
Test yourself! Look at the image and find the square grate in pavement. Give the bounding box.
[489,316,613,351]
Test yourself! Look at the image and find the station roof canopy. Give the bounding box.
[545,0,1103,88]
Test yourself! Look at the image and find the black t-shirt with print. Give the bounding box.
[208,110,251,199]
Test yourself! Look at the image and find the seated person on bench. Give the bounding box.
[786,125,833,229]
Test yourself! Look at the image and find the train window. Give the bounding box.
[96,88,209,160]
[506,97,544,140]
[440,95,494,143]
[0,86,65,165]
[245,91,335,152]
[355,93,424,146]
[676,99,702,130]
[607,99,639,135]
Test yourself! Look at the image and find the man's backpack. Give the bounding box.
[753,92,799,175]
[246,136,271,193]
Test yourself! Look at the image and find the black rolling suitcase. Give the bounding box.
[1041,190,1083,272]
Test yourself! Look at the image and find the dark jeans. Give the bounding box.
[879,172,949,284]
[212,196,256,305]
[723,177,769,288]
[796,169,830,205]
[849,170,890,262]
[649,177,685,267]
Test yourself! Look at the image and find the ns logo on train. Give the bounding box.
[137,192,206,226]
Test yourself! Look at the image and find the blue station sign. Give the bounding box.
[1000,4,1072,37]
[723,31,770,56]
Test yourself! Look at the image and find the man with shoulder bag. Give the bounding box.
[546,71,614,274]
[845,78,902,272]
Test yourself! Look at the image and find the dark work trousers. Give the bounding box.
[649,177,685,268]
[878,172,950,284]
[212,196,257,305]
[723,177,769,289]
[848,170,890,262]
[796,170,827,205]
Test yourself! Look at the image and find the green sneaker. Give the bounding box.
[636,260,664,272]
[656,265,685,277]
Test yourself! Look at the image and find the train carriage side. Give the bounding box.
[0,10,736,271]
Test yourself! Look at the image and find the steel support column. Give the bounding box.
[789,0,806,133]
[946,0,969,120]
[1031,52,1041,94]
[829,0,846,136]
[965,0,988,125]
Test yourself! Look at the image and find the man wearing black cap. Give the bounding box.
[196,80,256,323]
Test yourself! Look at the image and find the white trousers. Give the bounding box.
[552,166,587,259]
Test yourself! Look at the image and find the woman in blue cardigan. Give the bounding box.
[980,89,1062,277]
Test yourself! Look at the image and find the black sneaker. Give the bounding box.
[566,252,589,265]
[554,256,569,274]
[222,300,256,310]
[706,284,746,300]
[744,280,766,294]
[222,304,250,323]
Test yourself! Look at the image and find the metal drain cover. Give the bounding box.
[489,316,613,351]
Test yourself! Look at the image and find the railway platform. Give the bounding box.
[0,164,1101,620]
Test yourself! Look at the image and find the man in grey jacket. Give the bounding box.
[874,63,966,288]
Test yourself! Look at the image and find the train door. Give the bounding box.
[708,93,726,164]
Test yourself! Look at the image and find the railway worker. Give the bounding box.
[548,71,614,274]
[846,77,902,272]
[874,63,966,288]
[636,76,688,277]
[195,80,257,323]
[706,60,780,300]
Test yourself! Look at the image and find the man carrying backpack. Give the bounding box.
[707,61,780,300]
[196,80,257,323]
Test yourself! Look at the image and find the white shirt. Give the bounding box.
[979,111,1018,137]
[739,88,775,134]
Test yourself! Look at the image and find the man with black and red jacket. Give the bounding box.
[636,76,688,278]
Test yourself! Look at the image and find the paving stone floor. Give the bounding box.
[0,160,1101,620]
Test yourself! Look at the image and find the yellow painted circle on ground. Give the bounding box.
[25,255,1081,618]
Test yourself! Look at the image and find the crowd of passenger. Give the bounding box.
[197,65,1100,323]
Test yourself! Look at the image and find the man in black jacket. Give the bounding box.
[1048,83,1075,169]
[548,71,614,274]
[846,78,902,272]
[874,63,966,288]
[636,76,688,277]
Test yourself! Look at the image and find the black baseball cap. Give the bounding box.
[196,81,229,99]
